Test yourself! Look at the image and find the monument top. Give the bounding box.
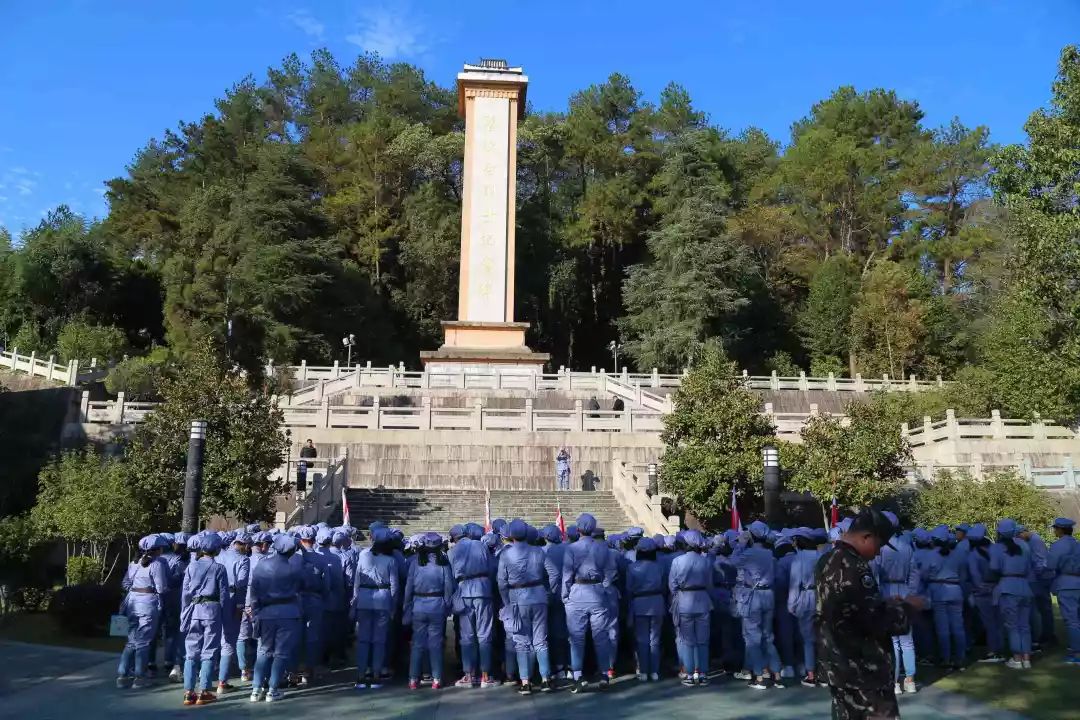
[457,59,528,118]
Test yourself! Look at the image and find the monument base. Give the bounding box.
[420,320,549,374]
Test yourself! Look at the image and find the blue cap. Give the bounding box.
[723,529,740,543]
[449,525,465,541]
[464,523,484,540]
[159,532,175,544]
[252,531,272,544]
[273,534,299,554]
[297,526,317,541]
[791,527,812,540]
[369,521,387,532]
[245,523,261,533]
[332,531,348,546]
[492,518,508,535]
[576,513,597,535]
[997,519,1018,539]
[423,532,443,549]
[199,533,223,553]
[774,534,793,549]
[912,528,931,544]
[540,524,562,543]
[173,532,190,545]
[155,533,173,549]
[233,531,252,545]
[315,527,333,545]
[637,537,657,553]
[481,532,499,550]
[682,530,705,550]
[748,520,770,540]
[508,519,529,541]
[955,523,971,533]
[526,525,539,544]
[626,527,644,539]
[1053,517,1076,529]
[967,523,987,541]
[370,528,392,546]
[138,534,159,552]
[566,525,580,541]
[662,535,676,550]
[812,528,829,544]
[931,525,952,543]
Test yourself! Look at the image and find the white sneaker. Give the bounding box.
[1022,659,1031,669]
[1005,659,1024,670]
[903,678,917,694]
[168,667,182,683]
[649,673,660,682]
[637,673,647,681]
[249,690,265,703]
[265,689,284,702]
[734,670,752,680]
[894,682,902,695]
[116,676,132,689]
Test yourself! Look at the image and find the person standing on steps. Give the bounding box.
[556,447,571,491]
[817,509,924,720]
[297,440,317,495]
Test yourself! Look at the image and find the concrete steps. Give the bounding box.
[345,489,632,536]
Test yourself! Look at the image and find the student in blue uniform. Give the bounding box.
[668,529,713,686]
[180,532,230,706]
[1048,517,1080,664]
[450,522,497,688]
[296,525,331,685]
[540,524,570,680]
[1019,524,1057,648]
[910,527,937,662]
[966,523,1004,663]
[249,533,303,703]
[772,533,797,679]
[924,525,968,669]
[990,519,1034,670]
[117,534,169,689]
[562,513,616,693]
[215,531,250,695]
[787,528,819,688]
[316,527,348,666]
[352,527,401,689]
[239,531,272,682]
[732,521,782,689]
[404,532,454,690]
[626,537,665,681]
[871,512,920,693]
[163,532,190,682]
[498,519,559,694]
[711,530,743,674]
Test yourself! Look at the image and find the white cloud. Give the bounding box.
[93,188,107,196]
[288,9,325,41]
[16,178,35,196]
[346,3,427,60]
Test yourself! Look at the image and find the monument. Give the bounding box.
[419,59,550,374]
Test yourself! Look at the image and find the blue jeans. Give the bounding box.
[742,608,780,676]
[557,469,570,491]
[796,613,816,675]
[932,599,966,665]
[676,613,709,674]
[891,630,915,679]
[253,617,299,690]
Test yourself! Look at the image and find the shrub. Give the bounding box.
[913,470,1056,533]
[10,586,51,613]
[104,347,171,401]
[56,319,126,363]
[48,584,121,636]
[66,555,100,586]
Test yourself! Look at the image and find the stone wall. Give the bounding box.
[328,429,662,491]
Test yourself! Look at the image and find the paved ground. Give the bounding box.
[0,641,1030,720]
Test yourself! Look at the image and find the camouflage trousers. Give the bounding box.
[829,685,900,720]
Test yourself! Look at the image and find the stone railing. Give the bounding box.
[273,361,945,406]
[280,451,349,528]
[610,458,680,535]
[901,409,1076,447]
[1,348,109,386]
[78,392,667,433]
[908,459,1080,491]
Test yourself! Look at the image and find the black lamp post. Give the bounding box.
[181,420,207,534]
[762,444,782,528]
[647,462,658,497]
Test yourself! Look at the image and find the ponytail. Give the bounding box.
[139,553,153,567]
[436,550,449,567]
[636,549,657,562]
[1001,537,1022,557]
[418,548,431,566]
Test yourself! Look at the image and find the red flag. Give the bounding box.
[830,496,839,528]
[341,487,351,527]
[484,490,492,533]
[731,487,743,531]
[556,499,567,540]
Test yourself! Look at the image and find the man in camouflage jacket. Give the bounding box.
[816,509,925,720]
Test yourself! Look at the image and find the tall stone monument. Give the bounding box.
[420,59,549,374]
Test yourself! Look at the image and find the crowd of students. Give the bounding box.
[114,511,1080,706]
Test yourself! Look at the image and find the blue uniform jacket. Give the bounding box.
[731,543,775,614]
[668,551,713,615]
[966,546,996,598]
[923,549,968,603]
[626,558,665,616]
[1048,535,1080,592]
[562,536,615,605]
[498,542,557,607]
[249,553,302,620]
[181,557,230,623]
[787,549,818,618]
[542,542,567,599]
[352,548,400,613]
[873,536,919,600]
[989,541,1033,601]
[405,559,454,618]
[451,539,494,599]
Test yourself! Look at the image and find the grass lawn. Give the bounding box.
[934,615,1078,720]
[0,613,123,653]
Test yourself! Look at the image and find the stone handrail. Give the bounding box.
[274,360,944,406]
[901,409,1076,447]
[283,451,349,527]
[610,457,680,535]
[908,457,1079,491]
[1,348,109,386]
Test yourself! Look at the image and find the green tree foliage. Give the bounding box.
[104,347,171,400]
[798,255,858,373]
[659,344,777,521]
[913,470,1055,533]
[849,263,926,379]
[31,448,145,583]
[125,343,288,526]
[56,319,127,363]
[787,395,911,522]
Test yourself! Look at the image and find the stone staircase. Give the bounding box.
[345,489,632,536]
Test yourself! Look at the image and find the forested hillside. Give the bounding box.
[2,46,1078,420]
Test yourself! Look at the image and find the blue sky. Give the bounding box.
[1,0,1076,235]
